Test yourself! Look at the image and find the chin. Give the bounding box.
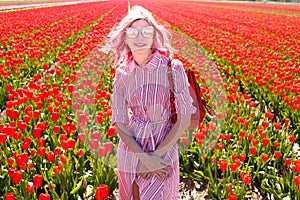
[131,48,152,53]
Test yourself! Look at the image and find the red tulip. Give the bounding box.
[46,151,55,163]
[30,149,36,156]
[26,182,34,193]
[98,146,107,157]
[284,119,290,126]
[273,141,279,148]
[231,153,238,161]
[60,154,67,163]
[6,84,13,92]
[12,170,22,184]
[78,133,85,142]
[228,192,237,200]
[37,101,43,109]
[68,139,76,149]
[227,183,233,192]
[274,151,281,159]
[285,158,292,166]
[33,174,43,188]
[251,138,259,146]
[239,130,245,138]
[5,192,15,200]
[262,138,269,146]
[250,147,256,155]
[51,112,59,121]
[262,121,269,129]
[18,121,27,131]
[261,153,269,162]
[10,109,19,119]
[230,163,238,172]
[78,148,84,157]
[68,84,75,92]
[0,133,7,143]
[219,159,227,171]
[38,193,50,200]
[89,139,99,150]
[7,157,14,165]
[92,131,101,141]
[217,142,224,150]
[60,134,68,141]
[61,140,69,150]
[96,115,103,123]
[294,175,300,186]
[13,131,22,140]
[38,138,45,147]
[33,110,40,119]
[247,133,253,141]
[28,161,34,169]
[95,184,110,200]
[107,126,115,137]
[289,135,295,143]
[274,122,281,130]
[53,126,60,134]
[33,127,42,138]
[243,174,252,185]
[38,147,46,157]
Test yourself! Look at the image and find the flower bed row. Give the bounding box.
[134,0,300,199]
[0,1,127,199]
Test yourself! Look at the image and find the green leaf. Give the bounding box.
[70,176,83,195]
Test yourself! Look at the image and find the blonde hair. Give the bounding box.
[105,6,174,65]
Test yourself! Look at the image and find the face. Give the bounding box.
[125,19,154,53]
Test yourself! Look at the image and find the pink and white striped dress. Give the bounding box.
[111,51,195,200]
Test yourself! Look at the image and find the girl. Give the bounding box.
[108,5,195,200]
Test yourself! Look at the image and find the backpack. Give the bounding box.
[168,59,207,130]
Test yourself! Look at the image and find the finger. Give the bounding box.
[145,173,151,180]
[139,172,147,179]
[161,168,171,178]
[155,170,167,179]
[160,160,168,166]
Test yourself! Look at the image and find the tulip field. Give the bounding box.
[0,0,300,199]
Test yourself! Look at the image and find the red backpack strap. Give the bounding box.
[167,59,177,124]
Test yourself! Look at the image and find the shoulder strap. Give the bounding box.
[167,59,177,124]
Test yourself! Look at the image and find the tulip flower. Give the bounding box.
[219,159,227,171]
[95,184,110,200]
[228,192,237,200]
[5,192,15,200]
[249,147,256,155]
[261,153,269,162]
[294,176,300,186]
[26,182,34,193]
[12,170,22,184]
[38,193,50,200]
[33,174,43,188]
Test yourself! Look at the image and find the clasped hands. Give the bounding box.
[138,153,172,180]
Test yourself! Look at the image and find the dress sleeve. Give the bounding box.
[111,69,129,125]
[171,60,196,114]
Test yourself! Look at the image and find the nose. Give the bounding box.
[136,30,143,38]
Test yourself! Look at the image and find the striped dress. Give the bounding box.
[111,51,195,200]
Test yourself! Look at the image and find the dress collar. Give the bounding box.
[129,51,161,72]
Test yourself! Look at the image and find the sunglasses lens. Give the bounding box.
[126,28,138,38]
[142,26,154,37]
[126,26,154,38]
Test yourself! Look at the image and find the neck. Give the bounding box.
[132,50,153,66]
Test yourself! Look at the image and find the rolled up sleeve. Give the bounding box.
[172,60,196,115]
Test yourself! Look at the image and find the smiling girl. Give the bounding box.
[107,5,195,200]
